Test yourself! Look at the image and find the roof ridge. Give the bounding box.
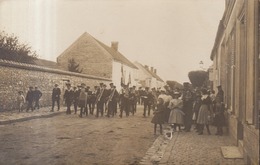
[57,32,91,59]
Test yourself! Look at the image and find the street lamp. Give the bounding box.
[199,61,204,70]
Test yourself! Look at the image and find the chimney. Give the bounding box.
[111,41,118,51]
[151,67,154,73]
[144,65,149,70]
[154,69,157,74]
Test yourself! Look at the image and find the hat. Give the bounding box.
[217,85,222,88]
[29,86,33,89]
[81,83,86,87]
[54,84,58,87]
[173,92,180,95]
[109,83,114,86]
[100,83,104,86]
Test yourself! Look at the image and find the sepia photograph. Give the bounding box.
[0,0,259,164]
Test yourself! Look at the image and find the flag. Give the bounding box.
[121,64,125,86]
[128,73,131,86]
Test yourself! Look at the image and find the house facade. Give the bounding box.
[57,32,138,88]
[210,0,259,164]
[134,61,165,89]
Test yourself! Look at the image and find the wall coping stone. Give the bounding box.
[0,59,111,81]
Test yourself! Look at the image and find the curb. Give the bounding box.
[0,111,64,125]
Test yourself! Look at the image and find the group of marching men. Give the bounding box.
[53,82,159,118]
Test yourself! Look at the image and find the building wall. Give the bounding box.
[112,61,137,89]
[0,60,111,111]
[211,0,259,164]
[57,33,113,79]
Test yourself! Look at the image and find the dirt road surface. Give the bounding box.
[0,105,157,165]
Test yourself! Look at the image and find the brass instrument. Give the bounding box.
[108,88,115,102]
[96,88,104,104]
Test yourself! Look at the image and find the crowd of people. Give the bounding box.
[19,82,225,136]
[151,84,225,136]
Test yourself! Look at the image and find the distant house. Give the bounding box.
[134,61,164,89]
[57,32,138,88]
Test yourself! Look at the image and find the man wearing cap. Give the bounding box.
[73,86,80,114]
[96,83,108,117]
[89,86,98,115]
[33,86,42,110]
[51,84,61,112]
[107,83,119,117]
[119,84,130,117]
[182,84,194,132]
[141,87,154,117]
[216,85,224,103]
[26,86,34,112]
[63,82,74,114]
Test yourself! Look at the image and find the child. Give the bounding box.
[151,98,165,135]
[168,92,185,132]
[17,91,25,112]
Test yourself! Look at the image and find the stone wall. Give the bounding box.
[0,59,111,111]
[243,125,259,165]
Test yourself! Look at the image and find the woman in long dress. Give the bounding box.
[196,89,212,135]
[168,92,185,132]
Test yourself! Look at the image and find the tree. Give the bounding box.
[0,31,38,64]
[188,70,208,88]
[68,58,82,73]
[166,80,183,89]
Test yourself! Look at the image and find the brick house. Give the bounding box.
[134,61,164,89]
[210,0,259,164]
[57,32,138,88]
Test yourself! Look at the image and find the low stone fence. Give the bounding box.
[0,59,111,111]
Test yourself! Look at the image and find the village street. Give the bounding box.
[0,105,157,165]
[0,105,246,165]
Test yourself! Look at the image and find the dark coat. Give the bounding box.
[108,88,119,102]
[213,102,225,127]
[52,87,61,99]
[26,90,34,102]
[34,89,42,100]
[141,91,154,104]
[64,89,74,104]
[151,104,165,124]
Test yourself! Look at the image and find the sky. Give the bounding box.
[0,0,225,83]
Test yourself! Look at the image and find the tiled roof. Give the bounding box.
[134,61,164,82]
[59,32,137,69]
[93,38,138,69]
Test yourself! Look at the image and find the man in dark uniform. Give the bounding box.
[89,86,98,115]
[119,84,130,117]
[132,86,138,113]
[33,86,42,110]
[51,84,61,112]
[129,87,137,115]
[107,83,119,117]
[73,86,80,114]
[182,83,194,132]
[216,85,224,103]
[96,83,108,117]
[63,83,74,114]
[26,86,34,112]
[141,87,154,117]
